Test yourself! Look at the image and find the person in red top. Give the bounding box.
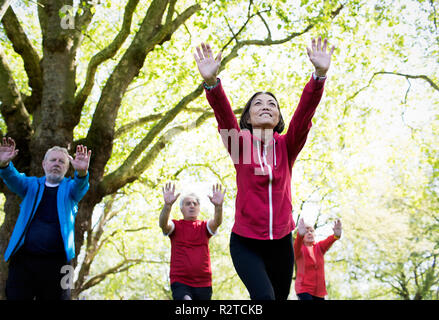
[294,218,342,300]
[193,37,335,300]
[159,182,225,300]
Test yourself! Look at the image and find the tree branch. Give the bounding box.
[114,113,165,139]
[113,106,238,140]
[2,7,43,113]
[172,163,227,185]
[345,71,438,107]
[79,258,143,292]
[0,49,32,148]
[101,101,242,196]
[374,71,439,92]
[74,0,140,112]
[75,193,117,293]
[85,1,201,189]
[165,0,177,25]
[97,83,203,195]
[343,71,439,117]
[70,1,96,59]
[0,0,12,20]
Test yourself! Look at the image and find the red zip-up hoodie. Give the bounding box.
[294,234,338,297]
[205,75,325,240]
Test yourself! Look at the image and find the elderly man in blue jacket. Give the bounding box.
[0,137,91,300]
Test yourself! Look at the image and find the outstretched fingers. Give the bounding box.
[213,183,226,195]
[74,145,92,160]
[194,42,221,63]
[194,45,204,62]
[317,36,322,51]
[201,42,212,59]
[163,182,176,193]
[309,36,335,55]
[1,137,16,149]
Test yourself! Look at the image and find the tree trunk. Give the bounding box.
[0,192,21,300]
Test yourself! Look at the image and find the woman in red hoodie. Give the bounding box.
[294,218,342,300]
[194,37,335,300]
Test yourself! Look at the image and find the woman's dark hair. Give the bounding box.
[239,91,285,134]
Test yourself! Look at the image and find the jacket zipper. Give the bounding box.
[263,145,273,240]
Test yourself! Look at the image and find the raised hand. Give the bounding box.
[297,218,307,236]
[208,183,226,207]
[69,145,91,177]
[162,182,180,206]
[0,137,19,167]
[333,219,342,238]
[306,36,335,77]
[194,43,222,86]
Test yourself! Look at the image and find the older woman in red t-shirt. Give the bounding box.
[294,218,342,300]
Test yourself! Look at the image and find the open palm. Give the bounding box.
[306,37,335,76]
[333,219,342,238]
[208,183,226,207]
[162,183,180,205]
[0,137,19,166]
[297,218,307,236]
[194,43,222,86]
[69,145,91,175]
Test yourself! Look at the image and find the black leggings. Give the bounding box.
[229,232,294,300]
[297,292,325,300]
[171,282,212,300]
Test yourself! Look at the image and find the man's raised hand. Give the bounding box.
[69,145,91,177]
[0,137,19,167]
[208,183,226,207]
[162,183,180,206]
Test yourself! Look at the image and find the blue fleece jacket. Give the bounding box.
[0,162,89,262]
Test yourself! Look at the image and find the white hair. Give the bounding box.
[179,193,200,209]
[44,146,69,161]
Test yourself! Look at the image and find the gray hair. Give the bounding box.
[179,193,200,209]
[44,146,69,161]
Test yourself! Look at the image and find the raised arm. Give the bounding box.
[293,218,307,258]
[159,183,180,235]
[318,219,342,254]
[285,37,335,163]
[0,137,30,197]
[207,183,226,235]
[194,43,239,132]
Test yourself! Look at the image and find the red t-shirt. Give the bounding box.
[168,219,214,287]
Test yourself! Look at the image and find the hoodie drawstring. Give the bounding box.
[256,140,264,173]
